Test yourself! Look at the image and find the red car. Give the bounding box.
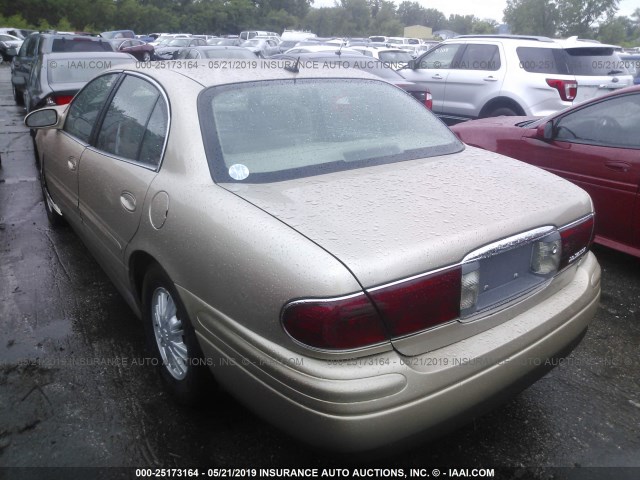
[451,85,640,258]
[111,38,154,62]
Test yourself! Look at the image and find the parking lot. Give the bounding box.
[0,62,639,476]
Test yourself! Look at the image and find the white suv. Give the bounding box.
[399,35,634,124]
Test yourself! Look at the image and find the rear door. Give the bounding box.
[44,73,121,225]
[78,73,169,273]
[443,42,505,119]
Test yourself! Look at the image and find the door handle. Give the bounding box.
[67,156,77,171]
[484,76,498,82]
[432,74,444,80]
[604,161,630,172]
[120,192,136,212]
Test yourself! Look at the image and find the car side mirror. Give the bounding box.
[24,108,59,129]
[537,121,555,141]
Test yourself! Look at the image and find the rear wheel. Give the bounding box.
[485,106,518,118]
[142,264,209,405]
[12,84,23,106]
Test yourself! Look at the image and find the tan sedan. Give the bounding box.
[25,63,601,452]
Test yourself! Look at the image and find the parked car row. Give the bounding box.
[11,32,133,111]
[399,34,635,124]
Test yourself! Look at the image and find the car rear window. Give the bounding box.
[517,46,630,76]
[52,38,113,53]
[564,47,630,76]
[199,78,462,183]
[516,47,569,74]
[48,57,133,84]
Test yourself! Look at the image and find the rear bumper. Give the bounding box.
[189,252,600,452]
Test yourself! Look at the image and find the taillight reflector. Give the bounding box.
[282,293,387,350]
[559,215,594,269]
[369,267,461,337]
[53,95,74,105]
[546,78,578,102]
[425,91,433,110]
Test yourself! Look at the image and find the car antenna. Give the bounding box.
[284,56,301,73]
[336,38,345,56]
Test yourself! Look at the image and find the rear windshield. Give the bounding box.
[565,47,630,76]
[199,78,462,183]
[48,57,133,84]
[517,46,630,76]
[52,38,113,53]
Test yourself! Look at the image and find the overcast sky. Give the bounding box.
[311,0,640,25]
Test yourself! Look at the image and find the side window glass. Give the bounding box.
[25,37,38,57]
[139,99,168,166]
[186,49,199,59]
[455,44,501,71]
[64,73,119,143]
[418,44,461,69]
[96,75,168,166]
[555,94,640,148]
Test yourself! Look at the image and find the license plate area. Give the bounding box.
[460,226,558,321]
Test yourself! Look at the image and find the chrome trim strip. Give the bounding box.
[368,263,459,293]
[462,226,555,263]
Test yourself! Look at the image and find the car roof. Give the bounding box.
[188,46,247,50]
[107,62,378,88]
[42,51,136,60]
[454,34,555,43]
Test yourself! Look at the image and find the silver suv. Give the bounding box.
[399,35,634,124]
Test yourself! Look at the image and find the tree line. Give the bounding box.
[505,0,640,46]
[0,0,638,45]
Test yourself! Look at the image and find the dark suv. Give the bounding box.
[11,32,113,105]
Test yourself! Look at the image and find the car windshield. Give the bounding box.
[48,57,133,84]
[378,50,413,63]
[204,49,256,59]
[243,39,263,47]
[168,39,190,47]
[200,78,462,183]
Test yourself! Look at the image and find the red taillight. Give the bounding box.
[559,215,594,269]
[282,293,387,350]
[424,91,433,110]
[369,267,461,337]
[546,79,578,102]
[53,95,74,105]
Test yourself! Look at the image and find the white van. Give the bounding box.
[281,30,316,42]
[239,30,280,41]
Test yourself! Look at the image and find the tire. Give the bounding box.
[485,106,518,118]
[23,92,31,113]
[13,84,24,106]
[39,164,65,227]
[142,51,151,62]
[142,264,209,405]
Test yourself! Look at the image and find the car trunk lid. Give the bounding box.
[222,148,592,354]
